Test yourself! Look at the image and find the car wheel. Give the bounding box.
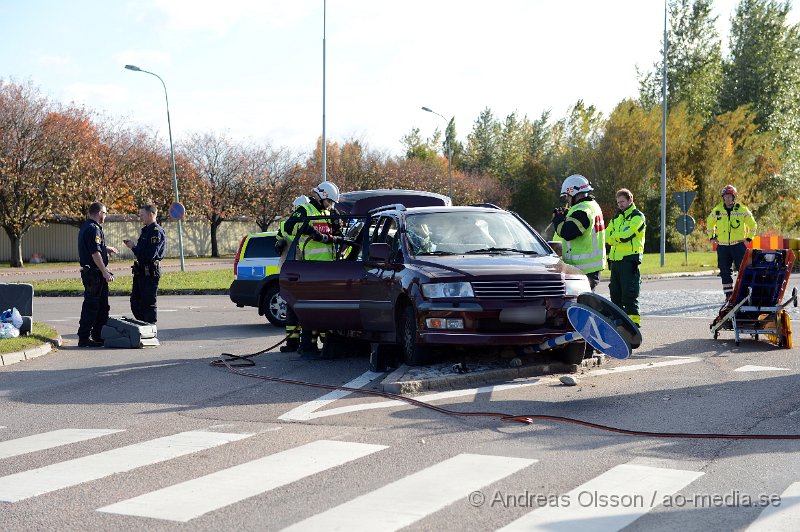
[262,284,287,328]
[400,306,430,366]
[558,342,586,365]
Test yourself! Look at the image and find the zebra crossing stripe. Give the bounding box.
[499,463,703,531]
[0,430,252,502]
[278,371,385,421]
[0,429,124,460]
[746,481,800,531]
[282,453,536,531]
[97,440,387,522]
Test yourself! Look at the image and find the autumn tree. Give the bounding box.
[0,80,99,266]
[242,144,306,231]
[179,132,251,257]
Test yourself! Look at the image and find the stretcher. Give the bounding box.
[710,248,797,347]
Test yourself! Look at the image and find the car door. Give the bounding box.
[361,216,399,332]
[279,224,367,331]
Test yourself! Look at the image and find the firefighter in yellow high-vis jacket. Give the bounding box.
[706,184,757,301]
[605,188,646,327]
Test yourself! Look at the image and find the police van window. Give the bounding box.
[244,235,278,259]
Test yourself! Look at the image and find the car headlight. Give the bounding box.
[421,282,474,299]
[564,277,591,296]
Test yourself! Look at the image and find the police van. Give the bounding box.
[229,231,286,327]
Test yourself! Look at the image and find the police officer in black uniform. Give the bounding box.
[124,203,166,324]
[77,202,118,347]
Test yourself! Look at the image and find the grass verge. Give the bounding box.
[29,269,233,296]
[0,322,60,355]
[640,251,717,275]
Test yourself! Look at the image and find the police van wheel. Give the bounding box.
[262,285,287,328]
[400,306,430,366]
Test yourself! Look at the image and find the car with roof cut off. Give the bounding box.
[279,190,591,365]
[229,190,451,327]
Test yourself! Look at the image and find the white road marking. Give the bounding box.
[282,453,536,531]
[97,363,182,376]
[645,315,711,320]
[0,429,123,460]
[281,357,702,421]
[735,365,790,372]
[278,371,386,421]
[0,430,252,502]
[747,481,800,531]
[499,462,703,531]
[98,440,387,522]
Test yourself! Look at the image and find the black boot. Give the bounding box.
[280,339,299,353]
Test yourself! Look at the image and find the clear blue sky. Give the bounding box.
[2,1,797,157]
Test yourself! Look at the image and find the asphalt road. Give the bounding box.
[1,276,799,531]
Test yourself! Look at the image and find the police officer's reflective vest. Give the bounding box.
[560,199,606,274]
[705,201,757,245]
[296,202,335,261]
[606,203,646,261]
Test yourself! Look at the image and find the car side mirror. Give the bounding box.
[368,242,391,265]
[548,240,563,256]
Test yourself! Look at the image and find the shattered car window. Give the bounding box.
[405,211,550,255]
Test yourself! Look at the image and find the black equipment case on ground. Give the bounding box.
[101,317,159,348]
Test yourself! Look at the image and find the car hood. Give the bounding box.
[410,254,584,279]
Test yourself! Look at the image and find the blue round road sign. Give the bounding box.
[169,202,185,220]
[566,304,632,359]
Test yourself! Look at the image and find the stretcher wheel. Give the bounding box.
[780,310,793,349]
[713,331,718,340]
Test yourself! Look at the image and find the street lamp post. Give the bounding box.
[124,64,185,272]
[421,106,453,203]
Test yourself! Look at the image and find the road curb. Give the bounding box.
[382,355,605,395]
[0,336,62,367]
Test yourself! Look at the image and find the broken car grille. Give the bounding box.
[470,280,566,299]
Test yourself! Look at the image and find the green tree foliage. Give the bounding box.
[400,127,439,162]
[722,0,800,190]
[463,108,500,175]
[639,0,723,120]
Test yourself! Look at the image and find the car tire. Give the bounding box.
[558,342,586,365]
[262,284,287,328]
[400,306,430,366]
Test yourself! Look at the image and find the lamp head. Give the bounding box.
[124,65,142,71]
[421,106,433,113]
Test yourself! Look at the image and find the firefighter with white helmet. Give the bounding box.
[706,184,757,300]
[552,174,607,291]
[280,181,345,355]
[274,194,310,352]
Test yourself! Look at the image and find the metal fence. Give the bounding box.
[0,219,262,263]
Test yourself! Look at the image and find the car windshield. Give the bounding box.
[405,211,550,256]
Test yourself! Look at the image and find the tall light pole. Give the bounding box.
[125,64,186,272]
[421,106,453,202]
[660,0,668,267]
[321,0,327,182]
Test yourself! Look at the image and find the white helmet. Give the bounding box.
[292,195,309,208]
[560,174,593,198]
[313,181,340,202]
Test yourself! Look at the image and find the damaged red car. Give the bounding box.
[279,190,591,365]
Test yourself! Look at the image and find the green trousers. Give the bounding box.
[609,257,641,325]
